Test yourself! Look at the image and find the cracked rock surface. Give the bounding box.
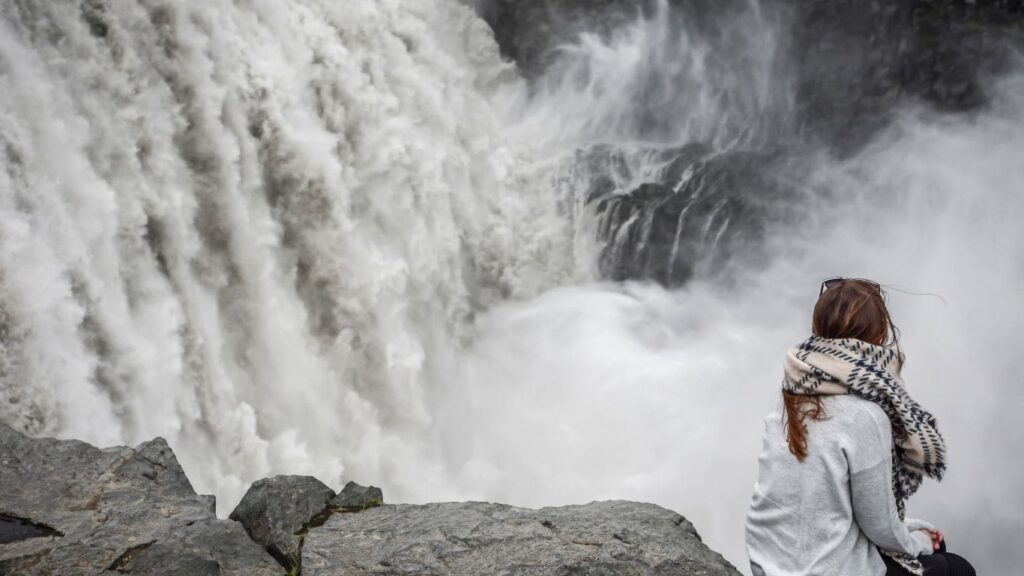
[302,501,741,576]
[0,425,278,576]
[229,475,336,570]
[0,425,741,575]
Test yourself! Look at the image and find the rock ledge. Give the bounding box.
[0,426,740,575]
[303,500,740,576]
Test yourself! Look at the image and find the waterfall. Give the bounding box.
[2,1,1022,574]
[0,0,574,509]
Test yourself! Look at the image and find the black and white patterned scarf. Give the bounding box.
[782,335,947,575]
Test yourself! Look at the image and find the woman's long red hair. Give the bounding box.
[784,279,898,461]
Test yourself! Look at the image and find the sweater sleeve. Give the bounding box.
[846,405,934,558]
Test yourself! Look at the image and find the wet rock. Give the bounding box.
[229,475,336,569]
[477,0,1024,151]
[476,0,753,80]
[473,0,642,79]
[329,481,384,511]
[787,0,1023,151]
[0,424,278,576]
[476,0,1024,288]
[302,500,741,576]
[578,144,795,286]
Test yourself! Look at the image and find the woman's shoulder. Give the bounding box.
[822,395,893,442]
[824,395,889,423]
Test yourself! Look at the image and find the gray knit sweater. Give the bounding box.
[745,395,934,576]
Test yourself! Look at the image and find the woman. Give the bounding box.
[745,278,976,576]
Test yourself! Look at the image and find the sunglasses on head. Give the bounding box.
[819,277,881,296]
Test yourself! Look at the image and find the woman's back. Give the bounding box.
[749,279,972,576]
[746,395,925,576]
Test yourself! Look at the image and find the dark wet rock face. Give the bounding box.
[0,425,278,575]
[474,0,643,80]
[478,0,1023,287]
[579,144,794,286]
[330,481,384,512]
[302,500,741,576]
[476,0,757,81]
[479,0,1023,132]
[229,475,336,570]
[788,0,1024,151]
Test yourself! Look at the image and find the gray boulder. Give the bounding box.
[329,481,383,511]
[301,500,741,576]
[229,475,335,569]
[0,425,278,576]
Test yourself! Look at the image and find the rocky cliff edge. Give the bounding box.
[0,426,740,576]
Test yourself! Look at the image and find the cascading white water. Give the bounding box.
[0,0,576,510]
[497,0,786,149]
[1,1,1022,575]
